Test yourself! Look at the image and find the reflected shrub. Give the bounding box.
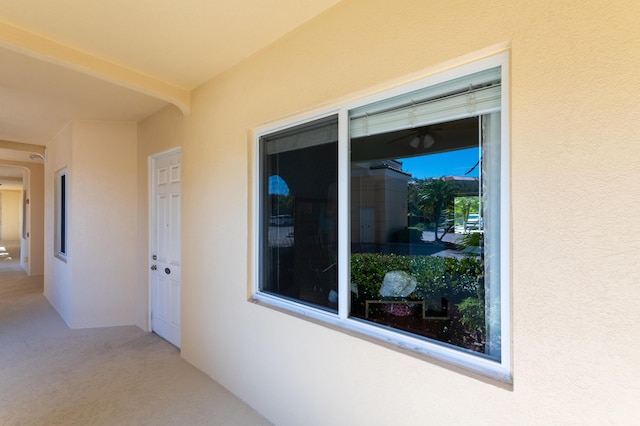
[350,253,483,311]
[351,253,410,304]
[457,296,486,332]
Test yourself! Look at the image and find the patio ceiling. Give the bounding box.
[0,0,342,185]
[0,0,342,146]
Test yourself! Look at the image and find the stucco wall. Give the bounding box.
[137,104,185,330]
[44,123,73,323]
[23,163,44,275]
[140,0,640,423]
[71,121,138,328]
[45,120,138,328]
[0,161,45,275]
[0,190,21,240]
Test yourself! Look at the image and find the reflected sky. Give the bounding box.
[269,147,480,194]
[269,175,290,195]
[400,147,480,179]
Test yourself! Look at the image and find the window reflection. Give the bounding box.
[261,116,339,312]
[350,117,491,355]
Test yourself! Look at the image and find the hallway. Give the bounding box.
[0,250,272,426]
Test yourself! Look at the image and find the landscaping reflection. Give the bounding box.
[350,123,490,355]
[351,251,485,353]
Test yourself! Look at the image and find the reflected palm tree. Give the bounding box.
[417,178,458,242]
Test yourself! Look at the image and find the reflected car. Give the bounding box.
[270,214,293,226]
[465,213,481,230]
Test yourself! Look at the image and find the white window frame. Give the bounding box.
[55,168,68,261]
[252,52,511,381]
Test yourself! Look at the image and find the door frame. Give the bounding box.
[147,147,182,334]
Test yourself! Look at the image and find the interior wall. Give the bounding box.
[138,0,640,423]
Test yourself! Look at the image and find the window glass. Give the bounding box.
[260,116,339,312]
[60,173,66,255]
[350,116,500,360]
[55,169,68,260]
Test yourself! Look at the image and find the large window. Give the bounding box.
[255,54,510,380]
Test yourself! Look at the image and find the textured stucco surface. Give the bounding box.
[139,0,640,424]
[45,121,138,329]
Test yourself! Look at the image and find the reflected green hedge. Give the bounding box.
[350,253,482,309]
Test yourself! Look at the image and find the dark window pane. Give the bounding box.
[261,116,338,312]
[60,174,66,255]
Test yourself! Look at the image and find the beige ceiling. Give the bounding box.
[0,0,342,147]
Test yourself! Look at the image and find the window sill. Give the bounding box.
[251,293,512,386]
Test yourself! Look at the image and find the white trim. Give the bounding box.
[499,57,512,373]
[252,51,511,382]
[337,108,350,320]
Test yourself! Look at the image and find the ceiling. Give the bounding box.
[351,118,480,163]
[0,0,342,185]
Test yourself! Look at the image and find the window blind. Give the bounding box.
[350,67,501,138]
[263,115,338,155]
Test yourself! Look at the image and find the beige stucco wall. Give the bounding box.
[138,0,640,423]
[0,189,22,240]
[0,161,44,275]
[71,121,138,328]
[137,104,185,330]
[23,163,44,275]
[45,120,138,328]
[45,123,73,323]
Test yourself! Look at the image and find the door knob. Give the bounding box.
[165,268,171,275]
[150,265,157,270]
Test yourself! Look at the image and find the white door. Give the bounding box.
[149,149,181,347]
